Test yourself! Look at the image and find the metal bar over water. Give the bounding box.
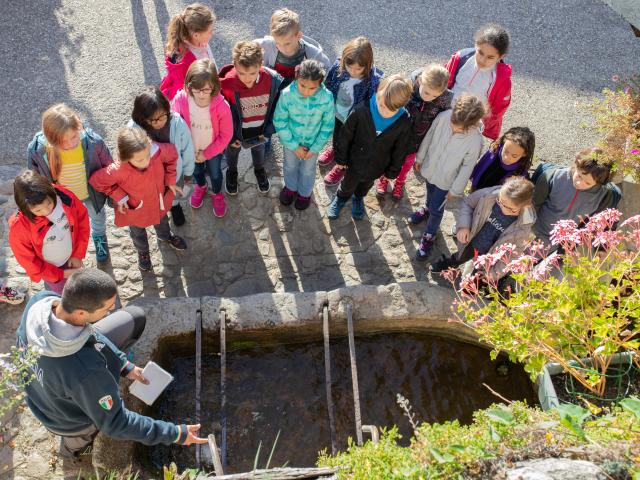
[220,309,228,468]
[322,305,337,455]
[195,310,202,467]
[346,303,363,446]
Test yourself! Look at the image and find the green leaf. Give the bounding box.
[620,397,640,420]
[448,444,467,454]
[486,407,515,425]
[429,447,455,463]
[488,424,501,442]
[556,403,591,426]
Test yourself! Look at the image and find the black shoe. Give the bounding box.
[138,251,152,271]
[255,168,271,193]
[163,234,187,250]
[170,204,186,226]
[225,169,238,196]
[430,254,459,273]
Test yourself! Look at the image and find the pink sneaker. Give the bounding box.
[212,192,226,217]
[376,177,389,198]
[324,165,346,186]
[190,184,207,209]
[318,147,335,166]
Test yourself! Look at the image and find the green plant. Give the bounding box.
[0,345,40,420]
[586,74,640,181]
[445,209,640,398]
[162,463,199,480]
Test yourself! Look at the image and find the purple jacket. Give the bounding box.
[470,144,527,191]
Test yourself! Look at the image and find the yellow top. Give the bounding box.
[57,144,88,201]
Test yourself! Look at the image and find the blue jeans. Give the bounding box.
[194,154,224,194]
[83,199,107,237]
[423,181,449,236]
[283,148,318,197]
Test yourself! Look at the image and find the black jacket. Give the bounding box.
[335,101,411,181]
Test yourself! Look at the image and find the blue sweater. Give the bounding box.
[16,292,188,445]
[369,96,406,136]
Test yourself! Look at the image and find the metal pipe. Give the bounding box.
[346,303,363,446]
[362,425,379,444]
[322,305,337,455]
[195,310,202,467]
[220,309,227,467]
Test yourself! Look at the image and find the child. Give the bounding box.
[90,128,187,271]
[255,8,330,88]
[160,3,216,101]
[446,24,511,141]
[410,94,486,260]
[470,126,535,191]
[9,170,89,294]
[321,36,384,181]
[219,41,283,195]
[430,177,536,281]
[129,86,196,226]
[376,64,452,200]
[532,149,621,246]
[326,74,412,221]
[172,59,233,217]
[273,60,335,210]
[27,104,113,263]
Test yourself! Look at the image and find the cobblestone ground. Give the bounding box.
[0,144,460,479]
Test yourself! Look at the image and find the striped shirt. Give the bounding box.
[58,144,89,200]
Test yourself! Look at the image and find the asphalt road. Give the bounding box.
[1,0,639,166]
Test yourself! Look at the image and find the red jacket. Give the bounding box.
[160,49,197,101]
[89,143,178,228]
[8,186,89,283]
[445,48,512,141]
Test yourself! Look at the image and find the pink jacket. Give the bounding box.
[160,49,197,101]
[89,143,177,228]
[171,90,234,159]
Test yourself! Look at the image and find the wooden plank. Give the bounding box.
[198,466,339,479]
[322,305,337,455]
[195,310,202,467]
[346,303,363,446]
[207,434,225,476]
[220,309,227,467]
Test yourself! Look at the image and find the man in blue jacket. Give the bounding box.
[16,268,206,458]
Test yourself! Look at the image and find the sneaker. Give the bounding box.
[92,234,109,262]
[163,235,187,250]
[351,195,365,220]
[324,165,346,186]
[416,233,436,261]
[318,147,335,166]
[391,181,405,201]
[294,194,311,210]
[327,195,348,220]
[138,251,152,271]
[255,168,271,193]
[376,177,388,198]
[430,254,459,273]
[408,207,429,225]
[212,193,226,217]
[170,204,186,226]
[225,169,238,196]
[190,184,208,209]
[279,186,297,206]
[0,285,25,305]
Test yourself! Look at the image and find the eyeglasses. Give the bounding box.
[149,113,168,124]
[192,87,213,95]
[496,196,520,215]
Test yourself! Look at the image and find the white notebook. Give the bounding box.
[129,361,174,406]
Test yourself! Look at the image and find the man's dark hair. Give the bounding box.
[61,269,117,313]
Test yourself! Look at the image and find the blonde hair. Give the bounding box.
[377,74,413,111]
[269,8,300,37]
[117,127,150,162]
[450,94,486,131]
[500,176,534,207]
[420,64,449,91]
[165,3,215,56]
[185,58,221,97]
[41,104,82,181]
[232,41,263,68]
[340,36,374,77]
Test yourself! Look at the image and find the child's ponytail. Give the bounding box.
[41,104,82,181]
[165,3,215,56]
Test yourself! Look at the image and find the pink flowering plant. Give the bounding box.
[446,209,640,398]
[586,74,640,181]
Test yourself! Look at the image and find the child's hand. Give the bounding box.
[117,202,130,214]
[295,146,308,159]
[231,140,242,148]
[63,268,81,279]
[413,162,422,173]
[456,228,471,244]
[304,150,315,160]
[195,150,206,163]
[169,185,183,196]
[67,257,84,269]
[447,192,459,202]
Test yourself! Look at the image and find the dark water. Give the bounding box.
[146,333,536,473]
